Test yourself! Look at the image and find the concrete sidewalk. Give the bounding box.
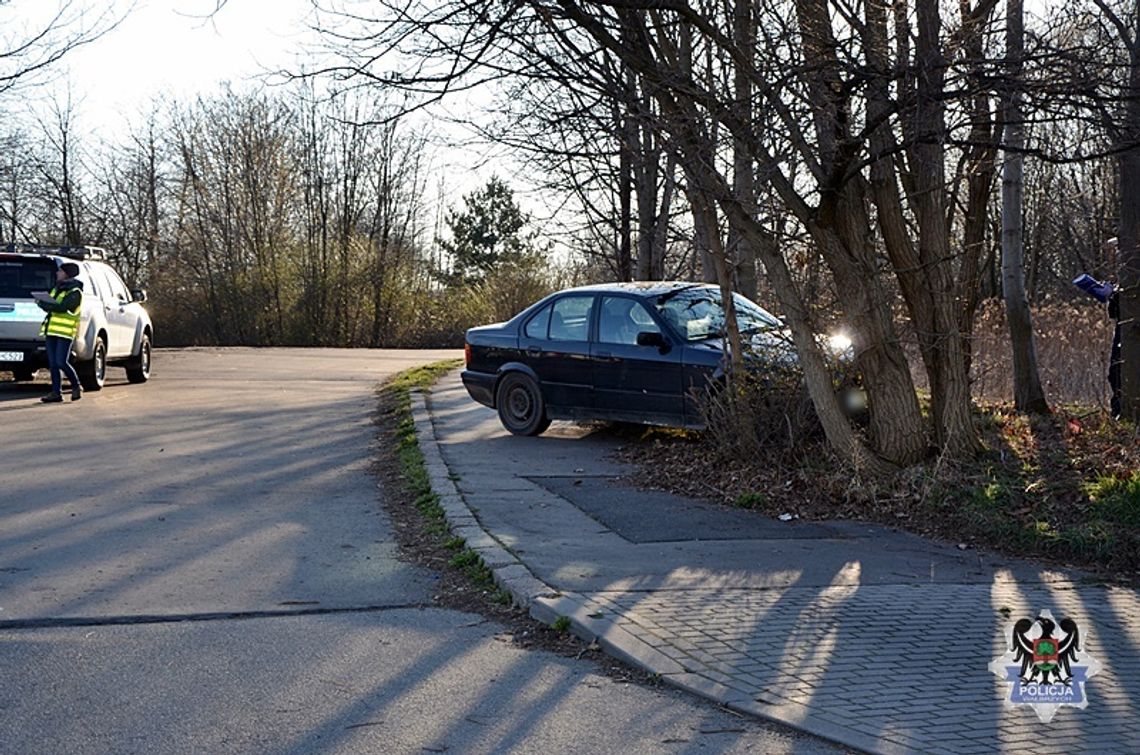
[412,371,1140,754]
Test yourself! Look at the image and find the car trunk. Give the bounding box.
[0,256,55,342]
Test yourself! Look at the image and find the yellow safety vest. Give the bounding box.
[40,286,82,340]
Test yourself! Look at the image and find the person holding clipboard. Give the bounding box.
[33,261,84,403]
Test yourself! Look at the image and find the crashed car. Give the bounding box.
[461,281,861,436]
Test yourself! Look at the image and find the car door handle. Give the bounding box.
[526,346,541,357]
[595,350,612,358]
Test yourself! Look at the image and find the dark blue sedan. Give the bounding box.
[461,281,846,436]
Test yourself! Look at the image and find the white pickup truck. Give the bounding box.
[0,244,153,390]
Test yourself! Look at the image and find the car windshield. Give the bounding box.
[0,259,55,298]
[654,287,782,341]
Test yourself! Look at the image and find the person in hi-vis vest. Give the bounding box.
[36,261,84,403]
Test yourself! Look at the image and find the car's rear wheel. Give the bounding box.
[77,337,106,391]
[496,372,551,436]
[126,333,151,383]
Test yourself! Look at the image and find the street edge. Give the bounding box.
[409,386,886,755]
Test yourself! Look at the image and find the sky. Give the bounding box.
[15,0,505,201]
[54,0,316,137]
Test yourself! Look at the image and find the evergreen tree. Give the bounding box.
[440,176,539,284]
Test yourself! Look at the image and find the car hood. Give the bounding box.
[688,328,799,367]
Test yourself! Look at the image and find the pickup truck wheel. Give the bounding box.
[77,337,107,391]
[126,334,151,383]
[495,373,551,436]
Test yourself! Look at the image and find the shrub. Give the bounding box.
[699,366,822,461]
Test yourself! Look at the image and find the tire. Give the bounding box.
[126,333,152,383]
[77,337,107,391]
[495,372,551,436]
[12,368,37,382]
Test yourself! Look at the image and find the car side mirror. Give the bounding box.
[636,330,669,352]
[130,288,148,303]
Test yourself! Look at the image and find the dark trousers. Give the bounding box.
[46,335,80,395]
[1109,323,1122,419]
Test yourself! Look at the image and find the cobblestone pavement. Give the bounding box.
[567,584,1140,754]
[414,374,1140,755]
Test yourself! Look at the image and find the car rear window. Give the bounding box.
[0,258,55,297]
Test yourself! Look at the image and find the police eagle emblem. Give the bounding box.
[989,608,1102,723]
[1011,614,1080,684]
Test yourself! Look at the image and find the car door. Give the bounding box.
[89,264,135,357]
[519,294,595,415]
[591,295,684,424]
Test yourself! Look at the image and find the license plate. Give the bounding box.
[0,351,24,362]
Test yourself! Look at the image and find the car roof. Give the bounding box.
[556,281,712,299]
[2,243,107,260]
[0,252,101,269]
[499,281,722,328]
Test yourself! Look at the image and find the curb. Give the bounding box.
[410,389,884,754]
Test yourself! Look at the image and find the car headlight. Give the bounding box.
[827,332,853,357]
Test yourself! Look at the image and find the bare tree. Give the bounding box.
[0,0,130,98]
[86,105,166,285]
[1001,0,1050,412]
[34,90,86,245]
[0,129,35,241]
[167,91,298,344]
[1030,0,1140,418]
[1100,0,1140,420]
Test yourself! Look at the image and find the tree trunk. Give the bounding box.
[1119,151,1140,421]
[617,65,635,282]
[1001,0,1050,414]
[729,0,757,299]
[957,1,999,379]
[1117,2,1140,420]
[796,0,931,465]
[634,89,663,280]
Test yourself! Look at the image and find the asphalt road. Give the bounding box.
[0,348,842,754]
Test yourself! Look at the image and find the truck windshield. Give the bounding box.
[0,258,56,297]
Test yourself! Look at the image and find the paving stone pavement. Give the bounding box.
[412,373,1140,755]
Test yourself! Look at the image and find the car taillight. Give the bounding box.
[464,341,471,367]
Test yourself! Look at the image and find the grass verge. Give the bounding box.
[376,359,653,674]
[383,358,512,603]
[389,361,462,537]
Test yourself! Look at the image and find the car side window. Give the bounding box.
[524,304,551,339]
[102,266,130,302]
[549,295,593,342]
[599,297,660,345]
[88,268,113,302]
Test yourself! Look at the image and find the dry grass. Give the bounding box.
[907,299,1116,408]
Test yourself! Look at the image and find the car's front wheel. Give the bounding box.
[126,333,151,383]
[77,337,106,391]
[495,372,551,436]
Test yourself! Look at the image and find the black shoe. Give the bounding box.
[71,386,82,401]
[40,393,63,403]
